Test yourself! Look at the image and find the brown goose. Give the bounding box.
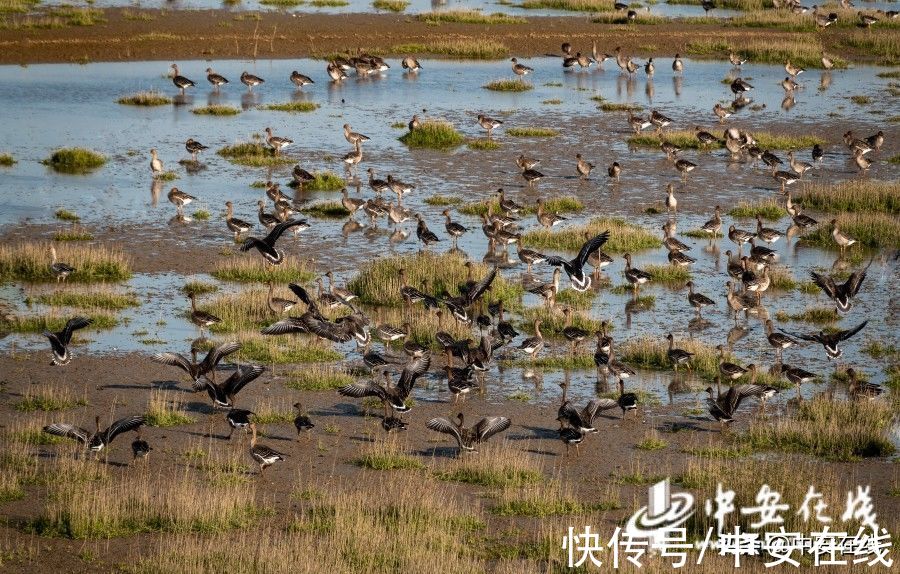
[477,114,503,138]
[206,67,229,90]
[225,201,253,241]
[240,71,264,91]
[248,423,286,476]
[167,187,196,215]
[264,127,293,155]
[290,71,314,88]
[426,413,511,453]
[170,63,195,94]
[536,199,566,228]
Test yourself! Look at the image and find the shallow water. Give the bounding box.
[0,57,897,412]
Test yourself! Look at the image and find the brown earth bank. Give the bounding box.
[0,9,889,66]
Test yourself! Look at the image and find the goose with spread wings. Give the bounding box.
[43,316,93,365]
[338,352,431,418]
[557,399,606,434]
[240,219,308,265]
[152,341,242,387]
[261,283,360,344]
[705,377,777,430]
[780,320,868,360]
[544,231,610,292]
[441,265,498,325]
[203,364,265,408]
[426,413,511,453]
[43,415,145,452]
[809,262,870,314]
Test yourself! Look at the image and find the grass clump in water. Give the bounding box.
[418,10,526,24]
[234,332,342,364]
[259,0,304,5]
[309,0,348,5]
[424,194,463,206]
[182,281,218,297]
[0,153,16,166]
[599,102,642,112]
[34,290,139,311]
[192,105,241,116]
[795,180,898,215]
[43,148,106,174]
[483,79,533,92]
[775,306,839,324]
[392,39,508,60]
[217,141,293,167]
[522,217,660,253]
[54,209,80,222]
[727,199,784,220]
[372,0,408,11]
[399,120,464,150]
[0,311,116,333]
[459,196,582,217]
[355,440,425,470]
[686,38,846,69]
[646,265,691,286]
[519,0,614,12]
[0,242,131,283]
[467,139,501,151]
[211,255,316,284]
[262,102,319,113]
[299,201,350,218]
[801,213,900,250]
[117,91,172,106]
[304,171,345,191]
[506,127,558,137]
[744,397,895,461]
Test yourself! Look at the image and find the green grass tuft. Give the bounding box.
[795,181,898,215]
[483,79,533,92]
[1,312,117,333]
[0,243,131,283]
[34,291,139,311]
[261,102,319,113]
[424,195,463,206]
[646,264,691,286]
[467,139,502,151]
[459,196,582,217]
[522,217,660,253]
[53,228,94,242]
[506,127,558,137]
[727,199,784,220]
[304,171,345,191]
[54,209,80,222]
[191,105,241,116]
[182,281,218,297]
[355,441,425,470]
[775,306,839,324]
[801,213,900,250]
[299,201,350,218]
[217,141,293,167]
[392,40,509,60]
[117,91,172,106]
[418,10,526,24]
[399,120,464,150]
[284,366,355,391]
[0,153,16,167]
[43,148,106,174]
[211,256,316,284]
[599,102,642,112]
[372,0,409,11]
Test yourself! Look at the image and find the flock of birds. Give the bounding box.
[34,40,890,474]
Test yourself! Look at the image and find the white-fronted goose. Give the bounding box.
[765,319,796,361]
[561,307,589,354]
[623,253,651,291]
[781,320,868,360]
[701,205,722,239]
[131,429,151,462]
[426,413,511,453]
[522,167,544,186]
[477,114,503,138]
[327,61,348,82]
[293,402,314,439]
[713,103,732,123]
[516,154,540,171]
[49,245,74,283]
[645,57,655,77]
[267,281,296,314]
[649,109,672,133]
[784,60,804,77]
[511,57,533,76]
[847,368,883,400]
[781,76,800,92]
[249,423,286,476]
[152,341,241,386]
[666,333,694,372]
[170,64,195,94]
[401,56,422,72]
[387,174,415,203]
[780,364,816,399]
[344,124,370,146]
[325,271,356,303]
[43,316,92,365]
[203,364,265,409]
[628,112,651,133]
[264,127,292,155]
[240,219,308,266]
[576,153,594,179]
[544,231,609,292]
[674,159,696,180]
[607,161,621,182]
[716,345,748,380]
[730,77,752,95]
[515,237,546,273]
[535,199,566,228]
[408,114,420,131]
[859,11,878,26]
[443,209,467,245]
[343,142,362,172]
[518,319,544,360]
[290,71,314,88]
[224,201,252,240]
[809,262,869,314]
[167,187,196,215]
[240,71,264,91]
[44,415,145,453]
[185,138,208,161]
[188,292,220,333]
[339,355,430,418]
[206,67,228,90]
[686,281,714,318]
[853,149,872,172]
[728,224,755,252]
[340,188,365,218]
[150,148,163,177]
[755,216,781,244]
[415,214,439,248]
[528,267,560,307]
[830,219,857,254]
[257,200,279,230]
[729,52,746,67]
[705,377,769,429]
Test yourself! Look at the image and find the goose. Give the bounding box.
[43,316,92,365]
[343,142,363,173]
[696,128,721,148]
[781,76,800,93]
[343,124,370,146]
[444,361,478,404]
[557,385,603,434]
[865,130,884,152]
[674,159,696,180]
[686,281,714,318]
[645,57,655,77]
[725,281,749,323]
[442,266,497,326]
[398,268,439,310]
[150,148,164,177]
[666,333,694,372]
[290,71,314,88]
[522,167,545,186]
[497,188,524,214]
[362,199,387,226]
[327,61,348,82]
[443,209,468,246]
[527,267,560,308]
[649,109,672,134]
[266,281,296,315]
[791,207,818,229]
[188,292,221,333]
[240,219,308,266]
[203,364,265,409]
[225,201,253,241]
[701,205,722,239]
[606,341,636,380]
[625,59,639,75]
[725,251,743,279]
[324,271,355,303]
[367,168,390,195]
[292,402,314,440]
[713,103,732,123]
[240,71,264,91]
[562,52,579,68]
[729,52,746,67]
[545,231,610,292]
[511,57,533,76]
[516,154,540,171]
[784,60,804,77]
[515,237,547,273]
[591,41,610,67]
[607,161,621,182]
[668,247,696,268]
[338,188,364,219]
[374,322,409,347]
[728,224,755,252]
[780,321,868,360]
[847,368,883,400]
[716,345,748,380]
[206,67,229,90]
[387,174,415,203]
[262,284,361,344]
[405,114,420,132]
[705,377,766,429]
[185,138,208,161]
[226,408,254,439]
[387,202,413,227]
[671,53,683,74]
[808,262,870,314]
[561,308,589,354]
[623,253,652,291]
[820,52,834,70]
[701,0,714,12]
[593,327,612,372]
[755,216,781,244]
[44,415,145,453]
[291,166,315,188]
[853,149,872,172]
[761,150,783,172]
[264,127,292,155]
[248,423,286,476]
[787,151,812,178]
[660,140,681,160]
[559,426,585,456]
[315,278,342,309]
[338,354,430,419]
[576,154,595,179]
[859,11,878,26]
[763,319,796,362]
[535,199,566,228]
[257,200,280,230]
[415,214,440,248]
[748,239,777,263]
[730,77,753,95]
[131,429,151,462]
[49,245,74,283]
[780,364,817,398]
[401,56,422,72]
[426,413,511,453]
[167,187,196,215]
[152,341,241,386]
[170,63,195,94]
[844,131,873,155]
[662,227,690,253]
[628,112,652,133]
[830,219,857,254]
[491,301,519,342]
[477,114,503,138]
[595,379,638,418]
[518,318,544,360]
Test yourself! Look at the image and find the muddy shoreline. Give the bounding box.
[0,9,886,66]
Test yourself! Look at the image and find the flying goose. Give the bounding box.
[43,316,92,365]
[44,415,145,453]
[808,262,870,314]
[780,321,868,360]
[426,413,511,453]
[202,364,265,409]
[705,377,771,429]
[152,341,242,386]
[545,231,610,292]
[240,219,308,266]
[338,354,430,419]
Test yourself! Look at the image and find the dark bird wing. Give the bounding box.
[778,328,821,343]
[473,416,511,442]
[581,398,614,424]
[102,415,146,444]
[465,266,497,305]
[836,320,868,342]
[809,271,837,300]
[43,423,90,443]
[223,364,265,397]
[573,231,610,268]
[199,341,242,373]
[261,317,308,335]
[303,315,352,343]
[263,219,307,246]
[426,417,463,447]
[397,353,431,397]
[844,265,870,297]
[151,352,192,374]
[239,237,278,261]
[338,381,388,401]
[288,283,321,317]
[59,316,93,345]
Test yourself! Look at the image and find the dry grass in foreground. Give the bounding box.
[0,242,131,283]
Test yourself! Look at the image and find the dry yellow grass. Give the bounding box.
[0,241,131,282]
